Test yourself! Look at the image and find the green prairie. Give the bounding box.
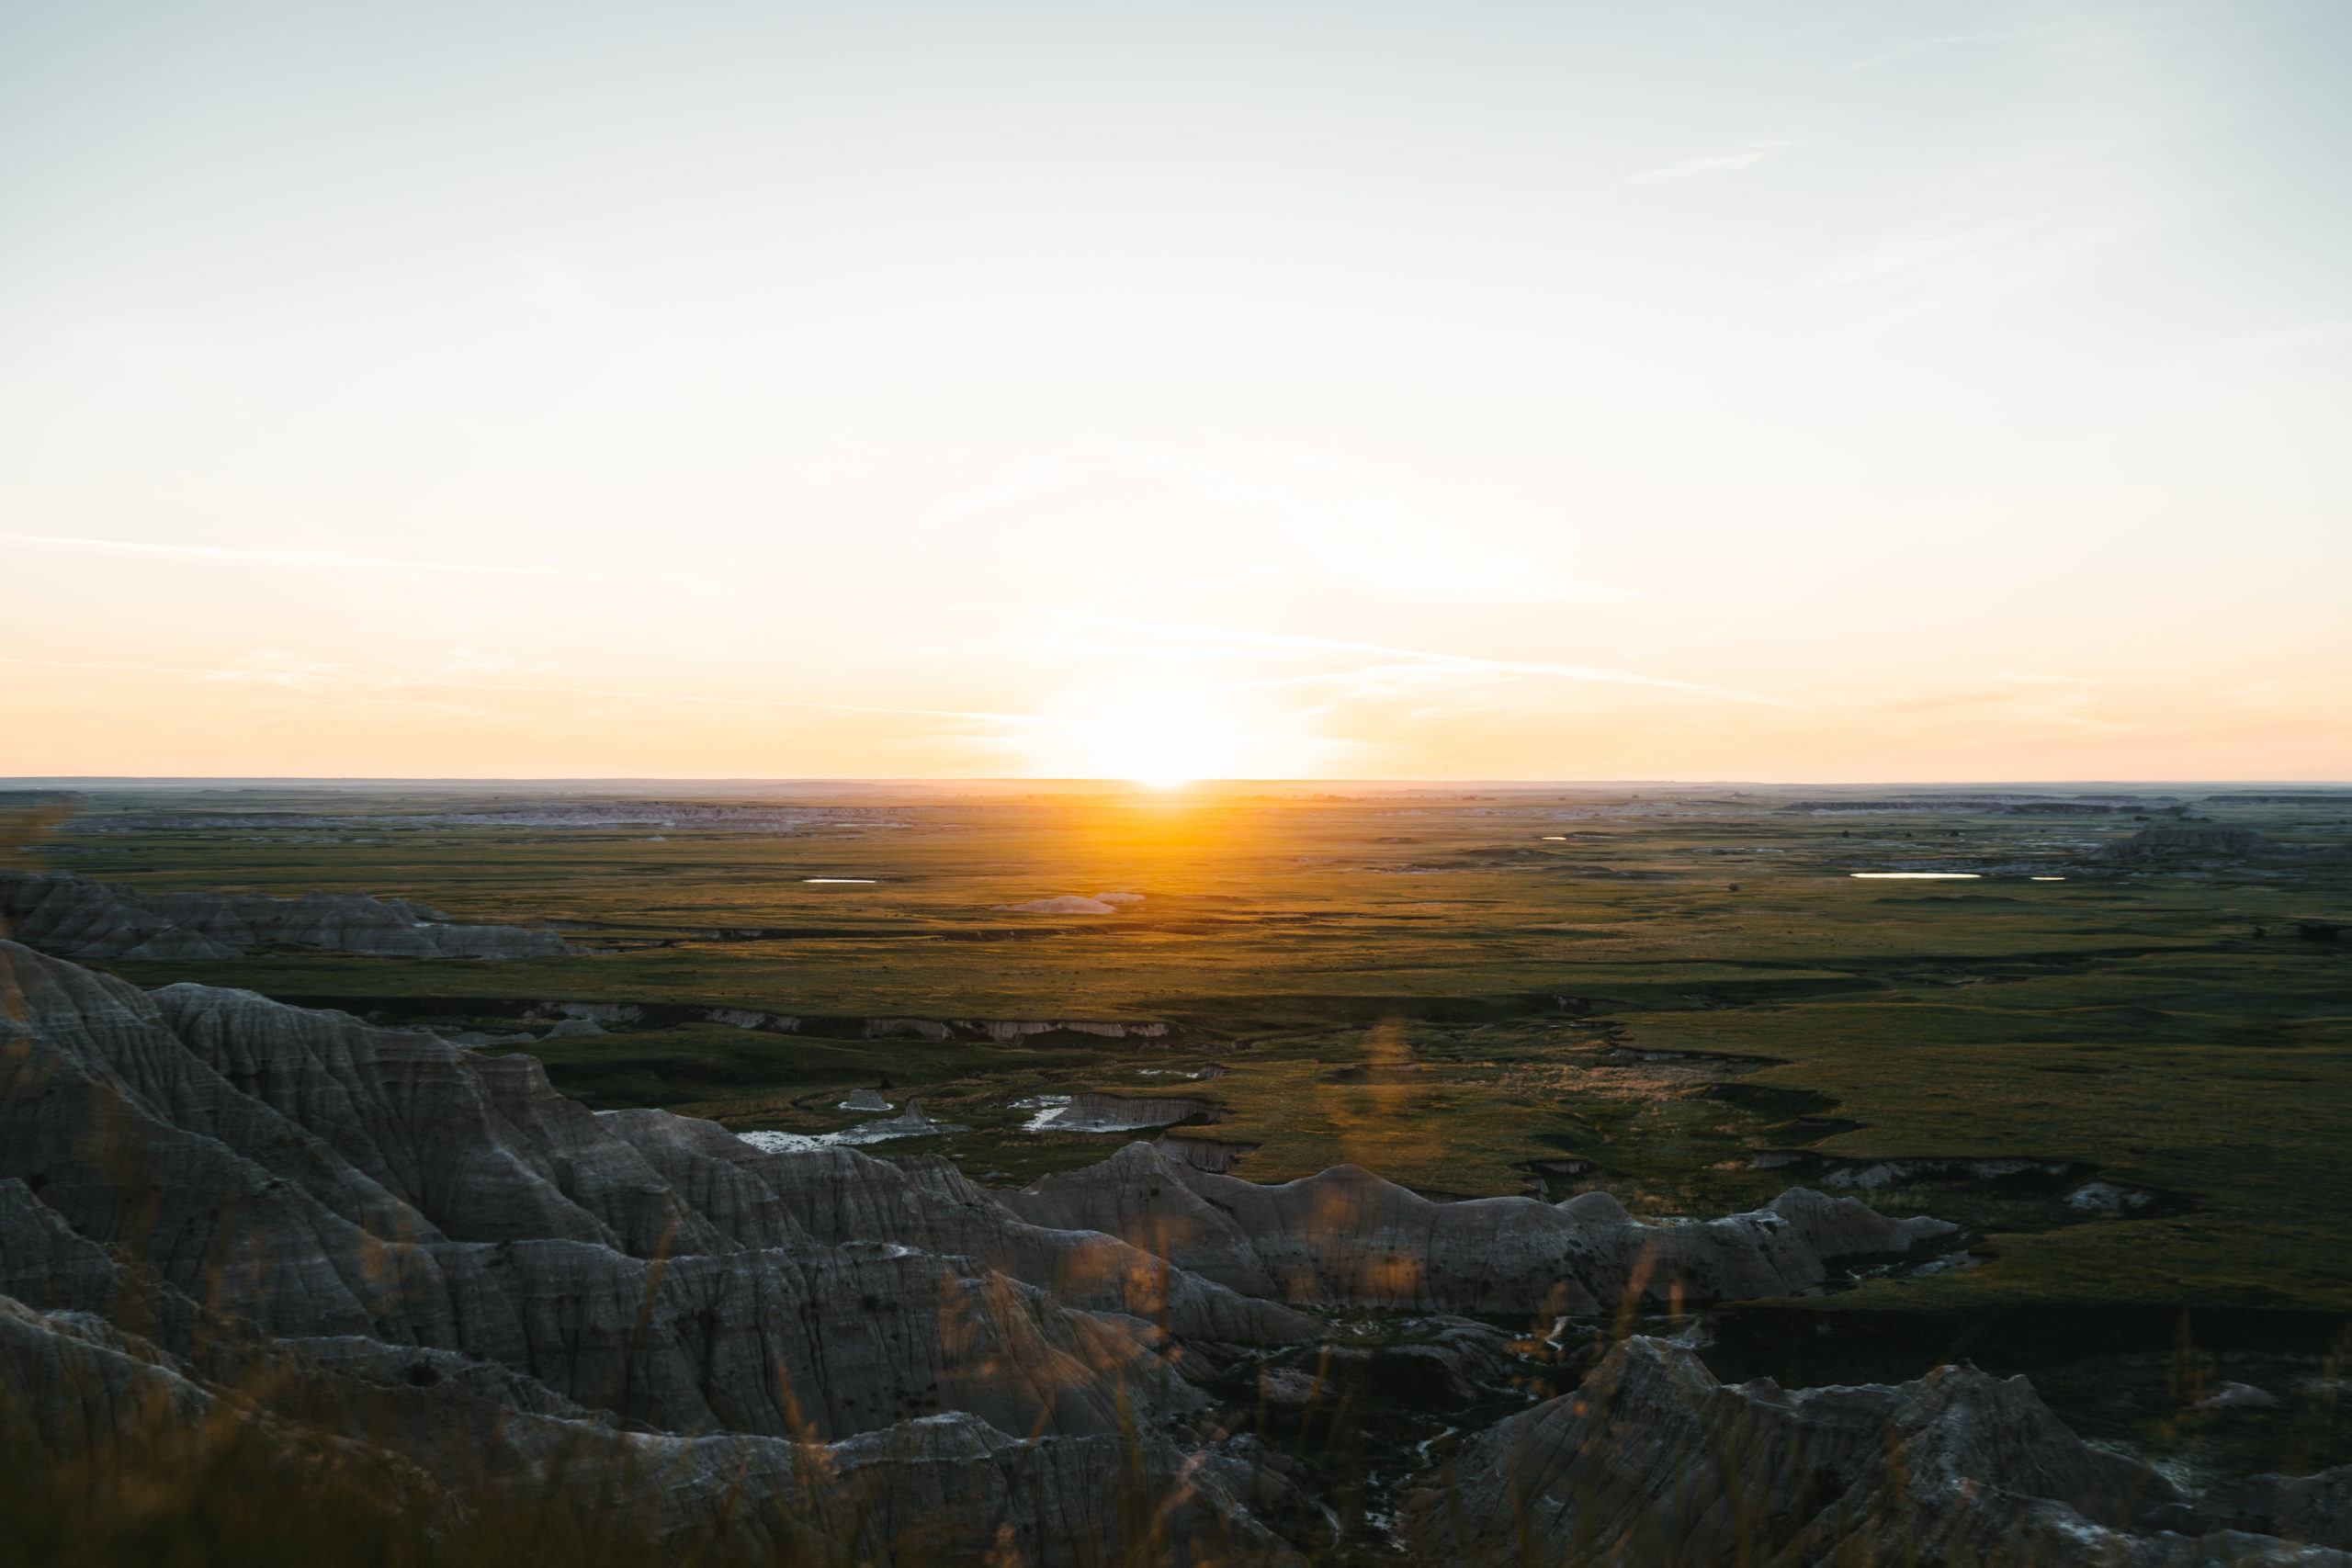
[28,781,2352,1326]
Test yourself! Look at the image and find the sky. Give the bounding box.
[2,0,2346,783]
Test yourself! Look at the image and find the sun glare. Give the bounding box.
[1080,717,1228,789]
[1018,677,1331,784]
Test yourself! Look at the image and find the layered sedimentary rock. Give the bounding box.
[0,933,1937,1558]
[1001,1142,1951,1314]
[0,945,1315,1397]
[1404,1337,2352,1567]
[0,1272,1262,1565]
[0,940,1316,1561]
[1,870,566,958]
[18,936,2338,1562]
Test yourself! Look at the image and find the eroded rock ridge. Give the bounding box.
[1,870,566,959]
[6,939,2345,1563]
[1407,1336,2352,1566]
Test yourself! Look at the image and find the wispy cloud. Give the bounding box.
[1073,616,1797,706]
[0,655,1065,728]
[1627,139,1794,184]
[1786,6,2186,331]
[1108,444,1627,603]
[1786,205,2134,327]
[1864,676,2115,730]
[0,530,672,581]
[925,457,1089,524]
[1797,223,2022,290]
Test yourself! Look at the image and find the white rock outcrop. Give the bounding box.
[1000,896,1119,914]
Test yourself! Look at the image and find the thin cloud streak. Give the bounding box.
[1784,203,2139,330]
[925,457,1088,524]
[0,657,1066,728]
[1075,616,1798,706]
[0,530,685,581]
[1626,139,1794,184]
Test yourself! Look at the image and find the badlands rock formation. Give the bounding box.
[0,940,1306,1562]
[1404,1336,2352,1567]
[1003,1142,1951,1314]
[10,937,2343,1562]
[0,1201,1276,1564]
[1,869,566,959]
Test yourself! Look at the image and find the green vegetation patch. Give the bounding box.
[28,784,2352,1316]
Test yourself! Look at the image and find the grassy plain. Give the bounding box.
[20,777,2352,1475]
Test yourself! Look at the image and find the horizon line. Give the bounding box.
[6,775,2347,789]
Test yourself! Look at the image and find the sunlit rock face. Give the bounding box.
[998,895,1119,914]
[0,870,568,958]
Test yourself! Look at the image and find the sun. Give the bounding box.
[1020,678,1326,785]
[1077,716,1231,789]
